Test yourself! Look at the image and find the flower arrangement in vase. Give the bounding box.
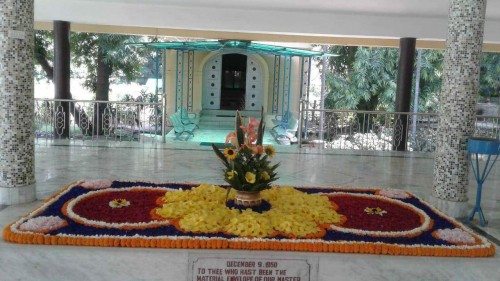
[212,108,279,207]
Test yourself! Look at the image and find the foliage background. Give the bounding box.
[321,46,499,112]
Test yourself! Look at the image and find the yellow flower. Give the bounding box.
[224,209,274,237]
[155,184,341,239]
[109,198,130,208]
[226,170,238,180]
[264,145,276,158]
[260,171,270,180]
[364,207,387,216]
[245,172,256,184]
[223,147,237,160]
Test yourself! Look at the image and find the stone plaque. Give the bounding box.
[8,30,26,40]
[188,253,318,281]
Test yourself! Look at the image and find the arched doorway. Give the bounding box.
[203,53,263,111]
[221,54,246,110]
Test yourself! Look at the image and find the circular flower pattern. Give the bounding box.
[433,228,477,245]
[19,216,67,233]
[65,187,170,229]
[155,185,341,238]
[329,193,432,237]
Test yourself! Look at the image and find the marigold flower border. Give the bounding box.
[2,180,496,257]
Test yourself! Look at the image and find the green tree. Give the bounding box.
[70,33,150,134]
[479,52,500,99]
[323,46,444,112]
[71,33,148,101]
[35,31,152,134]
[35,30,93,134]
[34,30,54,80]
[324,46,398,111]
[413,49,444,112]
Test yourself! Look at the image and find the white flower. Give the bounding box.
[81,179,113,189]
[378,189,411,199]
[435,228,476,244]
[19,216,67,233]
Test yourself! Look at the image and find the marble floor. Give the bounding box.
[1,144,499,280]
[165,127,279,145]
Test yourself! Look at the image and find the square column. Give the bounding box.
[0,0,36,204]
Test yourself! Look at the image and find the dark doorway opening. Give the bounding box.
[221,54,246,110]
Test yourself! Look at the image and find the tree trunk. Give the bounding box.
[35,51,53,80]
[356,94,380,133]
[346,46,357,75]
[93,48,113,135]
[53,21,71,138]
[35,46,93,135]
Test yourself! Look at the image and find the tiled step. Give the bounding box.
[199,110,262,129]
[198,120,234,130]
[201,110,261,118]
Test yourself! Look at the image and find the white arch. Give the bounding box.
[199,50,270,112]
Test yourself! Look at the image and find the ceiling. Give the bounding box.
[97,0,500,18]
[35,0,500,44]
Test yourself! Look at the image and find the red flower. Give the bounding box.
[330,195,422,232]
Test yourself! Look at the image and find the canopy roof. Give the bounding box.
[131,40,333,57]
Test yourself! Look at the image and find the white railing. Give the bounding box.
[35,98,164,145]
[299,106,499,152]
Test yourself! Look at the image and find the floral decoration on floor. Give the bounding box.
[155,185,341,238]
[2,180,495,257]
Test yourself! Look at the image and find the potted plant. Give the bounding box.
[212,108,279,207]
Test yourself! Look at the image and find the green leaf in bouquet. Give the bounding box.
[225,186,232,202]
[270,163,280,171]
[257,106,265,146]
[260,155,268,162]
[211,144,229,167]
[249,182,271,192]
[225,174,242,190]
[235,111,244,147]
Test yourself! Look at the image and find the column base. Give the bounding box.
[0,184,36,205]
[428,195,469,219]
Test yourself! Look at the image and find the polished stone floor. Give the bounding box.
[165,127,278,144]
[1,144,499,280]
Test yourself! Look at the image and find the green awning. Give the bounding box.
[130,40,334,57]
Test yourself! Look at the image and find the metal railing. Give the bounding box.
[299,104,499,152]
[34,98,499,151]
[34,98,164,145]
